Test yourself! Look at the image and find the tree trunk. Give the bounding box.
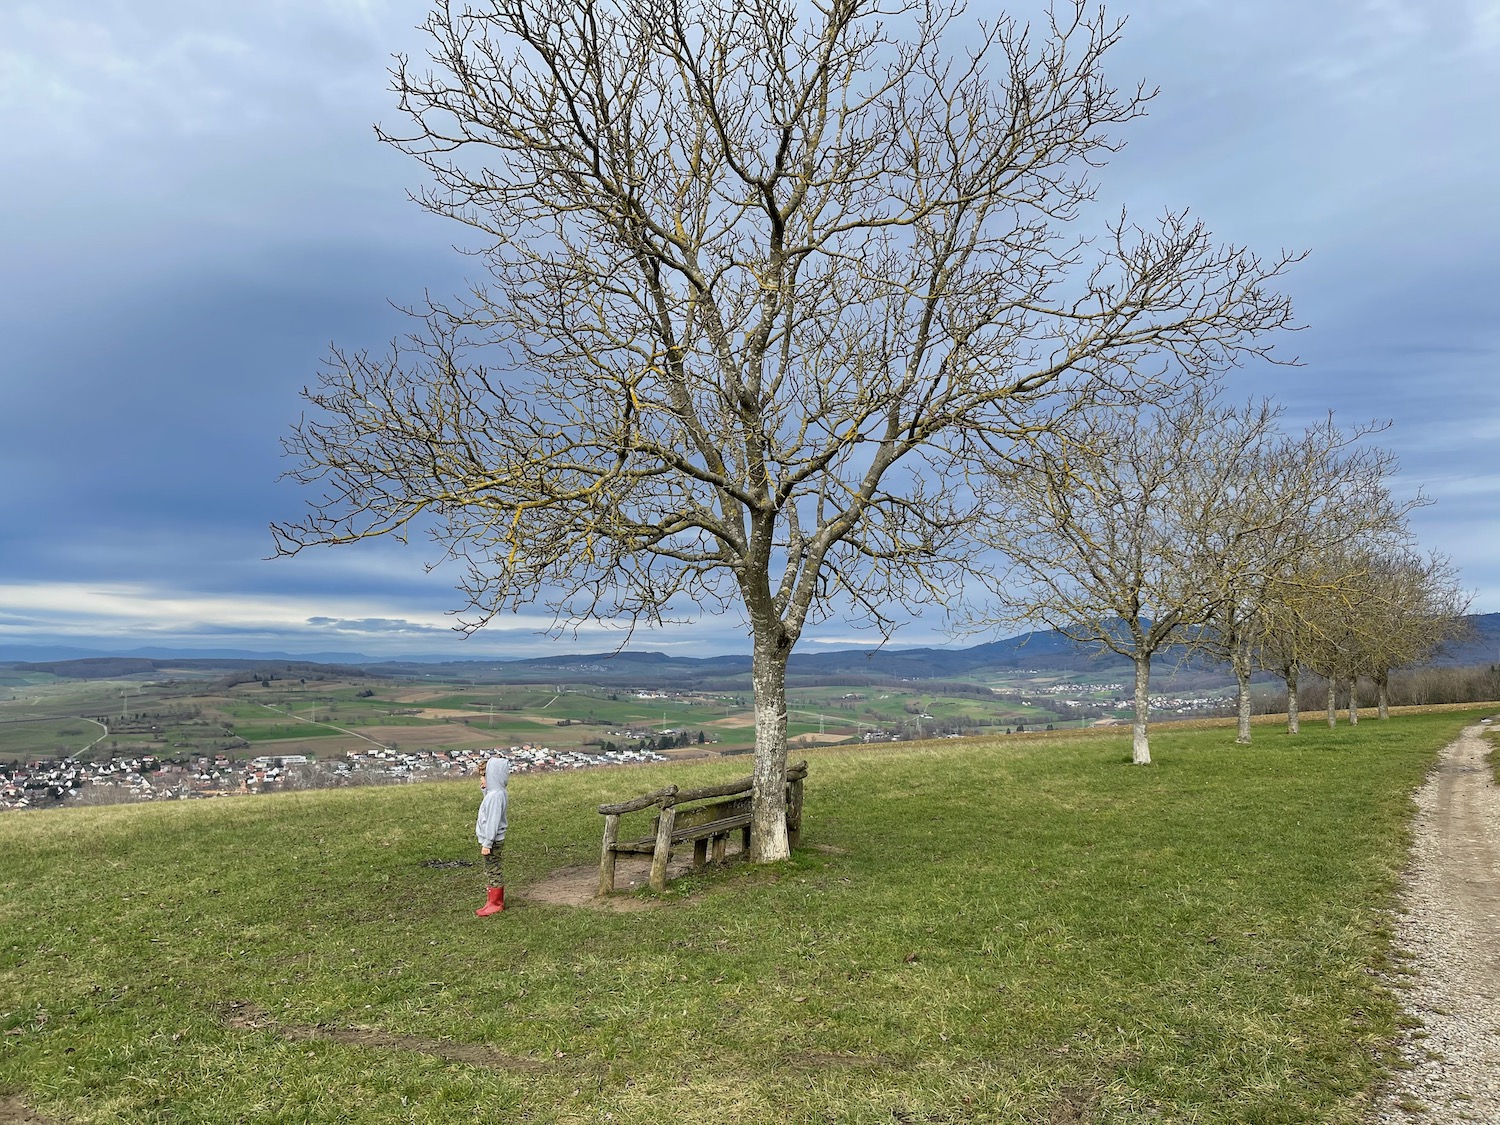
[1131,654,1152,765]
[1347,677,1359,725]
[1326,679,1337,728]
[748,638,791,862]
[1285,666,1300,735]
[1233,647,1252,745]
[1376,670,1390,719]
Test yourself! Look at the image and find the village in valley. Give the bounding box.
[0,743,672,812]
[0,650,1248,813]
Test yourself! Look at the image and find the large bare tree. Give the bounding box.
[273,0,1297,857]
[972,386,1287,764]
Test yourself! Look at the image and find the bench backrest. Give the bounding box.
[657,794,750,833]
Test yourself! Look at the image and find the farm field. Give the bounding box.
[2,709,1489,1123]
[0,668,1107,767]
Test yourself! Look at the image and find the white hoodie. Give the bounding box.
[475,756,510,847]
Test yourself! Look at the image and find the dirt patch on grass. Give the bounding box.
[1045,1083,1103,1123]
[523,863,655,911]
[384,687,465,705]
[524,844,745,910]
[708,715,757,729]
[221,1001,544,1071]
[0,1096,56,1124]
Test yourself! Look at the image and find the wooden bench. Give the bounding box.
[596,760,807,895]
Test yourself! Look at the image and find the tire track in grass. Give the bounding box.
[220,1001,546,1072]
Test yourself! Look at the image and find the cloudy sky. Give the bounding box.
[2,0,1497,660]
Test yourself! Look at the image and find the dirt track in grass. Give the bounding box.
[1368,721,1500,1123]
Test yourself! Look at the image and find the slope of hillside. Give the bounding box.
[1,711,1485,1123]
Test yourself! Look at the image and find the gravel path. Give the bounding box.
[1368,721,1500,1123]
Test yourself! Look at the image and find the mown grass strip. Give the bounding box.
[0,709,1485,1123]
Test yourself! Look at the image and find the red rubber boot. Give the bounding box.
[475,886,505,917]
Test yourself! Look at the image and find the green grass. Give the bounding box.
[0,709,1483,1123]
[233,723,346,744]
[0,717,104,757]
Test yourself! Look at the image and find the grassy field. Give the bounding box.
[0,709,1491,1122]
[0,717,105,758]
[0,675,1093,764]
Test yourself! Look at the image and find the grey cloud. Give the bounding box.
[304,616,449,634]
[1,0,1497,659]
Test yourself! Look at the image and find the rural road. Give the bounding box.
[1369,721,1500,1123]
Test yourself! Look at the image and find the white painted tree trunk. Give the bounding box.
[748,640,791,862]
[1285,667,1300,735]
[1233,648,1252,745]
[1327,680,1337,728]
[1131,655,1152,765]
[1347,678,1359,725]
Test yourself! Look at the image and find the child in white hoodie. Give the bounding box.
[474,756,510,916]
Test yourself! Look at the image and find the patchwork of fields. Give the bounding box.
[0,665,1132,767]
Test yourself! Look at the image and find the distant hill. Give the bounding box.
[1431,612,1500,666]
[10,656,384,682]
[5,613,1497,686]
[0,643,398,664]
[364,631,1143,687]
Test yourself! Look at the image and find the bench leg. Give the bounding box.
[598,813,620,897]
[649,804,676,892]
[741,824,751,854]
[711,832,727,865]
[693,838,708,868]
[787,776,804,849]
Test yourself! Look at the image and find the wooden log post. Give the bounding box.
[787,776,804,849]
[711,832,728,865]
[649,797,677,892]
[597,813,621,896]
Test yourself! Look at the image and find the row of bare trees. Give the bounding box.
[1301,664,1500,712]
[975,382,1470,762]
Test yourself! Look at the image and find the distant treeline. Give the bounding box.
[13,658,159,680]
[211,664,383,689]
[1254,664,1500,713]
[9,657,387,683]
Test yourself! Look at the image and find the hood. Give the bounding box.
[485,756,510,790]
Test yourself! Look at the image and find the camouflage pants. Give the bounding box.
[481,840,505,889]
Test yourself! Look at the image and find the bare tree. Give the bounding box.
[1257,560,1344,735]
[1198,417,1413,743]
[273,0,1297,856]
[1295,548,1386,727]
[973,386,1285,764]
[1348,550,1472,719]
